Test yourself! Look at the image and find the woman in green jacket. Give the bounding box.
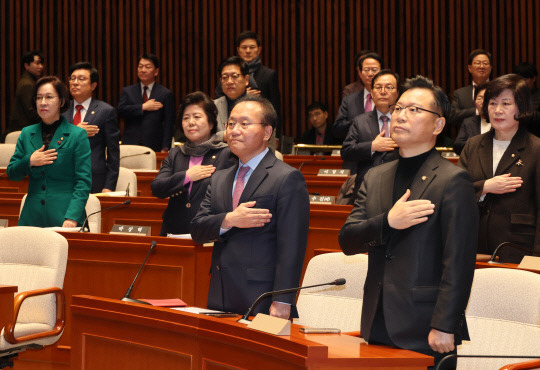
[7,76,92,227]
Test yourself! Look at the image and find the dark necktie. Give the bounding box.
[73,104,84,125]
[143,86,149,103]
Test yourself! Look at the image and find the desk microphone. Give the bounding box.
[121,241,157,305]
[488,241,536,263]
[298,157,326,172]
[79,199,131,232]
[125,183,130,197]
[238,278,346,323]
[120,151,151,160]
[436,354,540,370]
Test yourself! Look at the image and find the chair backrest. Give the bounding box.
[457,268,540,369]
[0,226,68,326]
[20,194,101,233]
[119,145,156,170]
[4,131,21,145]
[294,252,367,332]
[0,144,16,167]
[115,167,138,196]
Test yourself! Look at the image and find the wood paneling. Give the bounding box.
[1,0,538,140]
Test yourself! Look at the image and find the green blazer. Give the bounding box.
[7,117,92,227]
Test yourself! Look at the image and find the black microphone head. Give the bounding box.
[333,278,346,286]
[150,240,157,249]
[123,200,132,205]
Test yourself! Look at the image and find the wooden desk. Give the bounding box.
[133,170,159,197]
[16,233,211,369]
[156,152,168,169]
[283,155,343,175]
[475,261,540,274]
[70,295,432,369]
[0,169,28,193]
[0,285,17,331]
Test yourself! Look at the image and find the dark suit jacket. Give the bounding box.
[300,124,341,145]
[7,117,92,226]
[191,151,310,316]
[63,99,120,193]
[450,85,476,126]
[151,146,236,235]
[118,82,175,152]
[458,127,540,263]
[341,111,399,194]
[453,115,482,155]
[5,71,41,137]
[342,80,364,98]
[333,90,366,139]
[339,150,478,352]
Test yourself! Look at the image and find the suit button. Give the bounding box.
[186,203,191,208]
[41,199,45,205]
[42,185,45,191]
[216,265,220,271]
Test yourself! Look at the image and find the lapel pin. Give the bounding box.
[516,159,524,166]
[212,155,216,159]
[511,154,515,158]
[61,137,64,141]
[421,176,427,181]
[57,141,61,145]
[91,111,95,115]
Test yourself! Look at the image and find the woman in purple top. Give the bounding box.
[151,91,236,235]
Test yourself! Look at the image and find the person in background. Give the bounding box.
[453,84,489,155]
[458,74,540,263]
[7,76,91,227]
[151,91,236,236]
[513,62,540,137]
[342,50,371,97]
[300,102,340,145]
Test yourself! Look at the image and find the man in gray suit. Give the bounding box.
[339,76,478,369]
[191,96,309,319]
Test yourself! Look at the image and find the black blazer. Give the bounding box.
[458,127,540,263]
[453,115,482,155]
[300,124,341,146]
[191,151,310,317]
[333,90,365,139]
[339,150,478,352]
[450,85,476,126]
[118,82,175,152]
[62,98,120,193]
[151,146,236,235]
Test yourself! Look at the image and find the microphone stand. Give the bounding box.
[79,200,131,232]
[121,241,157,305]
[488,241,538,264]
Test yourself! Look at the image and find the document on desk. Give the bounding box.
[173,307,222,314]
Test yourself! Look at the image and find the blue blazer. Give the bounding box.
[62,98,120,193]
[7,117,92,226]
[118,82,175,152]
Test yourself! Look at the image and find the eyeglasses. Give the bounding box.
[472,61,490,67]
[225,121,267,130]
[373,85,396,93]
[69,76,89,83]
[362,68,380,74]
[221,73,242,82]
[35,95,58,102]
[390,104,442,118]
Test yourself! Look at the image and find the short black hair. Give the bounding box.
[473,83,488,100]
[401,75,450,118]
[468,49,492,65]
[177,91,219,141]
[32,76,70,113]
[371,69,400,91]
[235,30,261,48]
[235,95,277,130]
[307,102,328,114]
[482,74,532,124]
[137,53,160,69]
[68,61,99,84]
[218,56,249,76]
[22,50,44,67]
[513,62,538,79]
[357,52,384,70]
[354,50,372,68]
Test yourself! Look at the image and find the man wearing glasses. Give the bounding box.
[341,69,400,199]
[62,62,119,194]
[450,49,492,127]
[191,96,309,319]
[339,76,478,369]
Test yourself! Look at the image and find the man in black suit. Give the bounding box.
[118,54,175,152]
[339,76,478,369]
[215,31,281,137]
[341,70,400,197]
[450,49,492,127]
[191,96,309,319]
[62,62,120,194]
[300,101,340,146]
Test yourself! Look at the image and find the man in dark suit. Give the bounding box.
[118,53,175,152]
[339,76,478,369]
[3,50,44,140]
[450,49,492,127]
[215,31,281,137]
[62,62,120,194]
[341,51,370,98]
[341,70,400,197]
[300,101,340,146]
[191,96,310,319]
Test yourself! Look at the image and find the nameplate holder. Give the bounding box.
[109,224,151,236]
[518,256,540,272]
[0,219,8,229]
[247,313,291,336]
[331,149,341,156]
[317,169,350,177]
[309,195,335,204]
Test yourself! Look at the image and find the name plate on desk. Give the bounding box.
[247,313,291,336]
[110,224,151,236]
[317,169,350,177]
[309,195,335,204]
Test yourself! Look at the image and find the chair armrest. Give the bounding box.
[3,287,65,344]
[500,359,540,370]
